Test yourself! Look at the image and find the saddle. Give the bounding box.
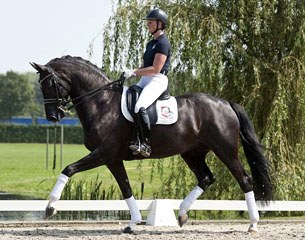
[121,85,178,125]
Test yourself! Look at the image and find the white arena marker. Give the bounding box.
[146,199,178,226]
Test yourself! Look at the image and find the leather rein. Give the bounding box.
[39,69,125,112]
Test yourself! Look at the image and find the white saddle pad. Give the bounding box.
[121,86,178,125]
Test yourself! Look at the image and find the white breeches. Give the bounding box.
[134,74,168,113]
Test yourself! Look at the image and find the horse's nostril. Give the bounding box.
[47,116,58,122]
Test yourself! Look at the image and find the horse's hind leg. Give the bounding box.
[179,150,215,227]
[215,146,259,232]
[226,160,259,232]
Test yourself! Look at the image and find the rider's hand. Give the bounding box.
[123,69,136,79]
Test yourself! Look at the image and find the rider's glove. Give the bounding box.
[123,69,136,79]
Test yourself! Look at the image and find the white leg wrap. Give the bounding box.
[125,196,142,228]
[179,186,203,216]
[48,174,69,207]
[245,191,259,226]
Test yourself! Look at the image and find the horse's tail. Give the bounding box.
[229,102,273,202]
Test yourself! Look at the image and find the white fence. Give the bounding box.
[1,200,305,226]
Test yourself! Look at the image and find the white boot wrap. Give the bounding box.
[179,186,203,216]
[245,191,260,226]
[48,174,69,207]
[125,196,142,228]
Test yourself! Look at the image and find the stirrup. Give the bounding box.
[140,142,151,157]
[129,141,141,155]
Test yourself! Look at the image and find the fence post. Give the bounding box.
[46,127,49,170]
[60,125,64,169]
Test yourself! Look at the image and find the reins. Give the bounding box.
[40,69,126,112]
[65,75,125,111]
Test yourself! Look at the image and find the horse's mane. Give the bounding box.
[47,55,111,82]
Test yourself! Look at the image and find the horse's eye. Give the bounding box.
[42,80,53,88]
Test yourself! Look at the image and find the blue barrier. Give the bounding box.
[11,117,33,125]
[8,117,80,126]
[36,117,80,126]
[35,118,51,125]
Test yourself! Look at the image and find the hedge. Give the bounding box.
[0,124,84,144]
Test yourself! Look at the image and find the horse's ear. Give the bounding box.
[30,62,48,73]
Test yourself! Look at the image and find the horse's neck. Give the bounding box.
[69,74,105,99]
[66,71,120,135]
[74,89,121,151]
[74,88,119,130]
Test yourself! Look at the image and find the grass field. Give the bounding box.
[2,144,302,221]
[0,143,171,200]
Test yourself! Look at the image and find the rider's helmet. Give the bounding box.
[144,8,168,29]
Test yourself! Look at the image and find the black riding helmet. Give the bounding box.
[144,8,168,33]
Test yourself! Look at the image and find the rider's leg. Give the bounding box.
[134,74,168,157]
[129,110,151,157]
[138,107,151,157]
[134,74,168,113]
[128,86,143,154]
[129,114,142,155]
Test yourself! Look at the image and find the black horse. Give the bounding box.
[31,56,273,233]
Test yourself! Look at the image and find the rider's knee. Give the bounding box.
[134,104,142,113]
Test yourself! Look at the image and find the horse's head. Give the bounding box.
[30,62,70,122]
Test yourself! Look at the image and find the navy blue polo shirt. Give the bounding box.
[143,34,171,73]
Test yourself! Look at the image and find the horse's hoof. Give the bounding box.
[178,214,188,227]
[248,224,258,233]
[122,226,134,234]
[45,206,57,219]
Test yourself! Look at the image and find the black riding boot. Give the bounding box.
[138,107,151,157]
[129,107,151,157]
[129,117,141,155]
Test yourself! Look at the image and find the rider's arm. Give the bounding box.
[133,53,167,77]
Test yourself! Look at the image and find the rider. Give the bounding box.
[123,8,171,158]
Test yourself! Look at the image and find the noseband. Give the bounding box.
[39,70,70,112]
[39,68,126,112]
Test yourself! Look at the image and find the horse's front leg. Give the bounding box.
[107,161,141,234]
[45,148,104,218]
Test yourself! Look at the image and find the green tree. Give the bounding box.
[102,0,305,201]
[26,72,45,117]
[0,71,38,120]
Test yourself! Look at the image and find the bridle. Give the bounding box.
[39,68,125,112]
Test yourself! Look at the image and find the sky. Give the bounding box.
[0,0,113,74]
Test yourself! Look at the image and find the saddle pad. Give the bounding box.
[121,86,178,125]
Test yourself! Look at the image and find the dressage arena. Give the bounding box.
[0,220,304,240]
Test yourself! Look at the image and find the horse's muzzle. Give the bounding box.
[45,105,65,122]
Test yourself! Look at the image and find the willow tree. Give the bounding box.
[101,0,305,201]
